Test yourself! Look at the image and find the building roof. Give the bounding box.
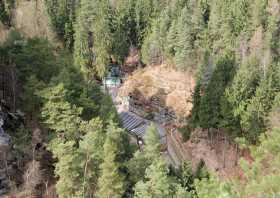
[119,111,166,144]
[119,112,144,131]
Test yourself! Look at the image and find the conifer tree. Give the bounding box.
[195,175,236,198]
[143,124,161,160]
[175,1,204,70]
[225,56,260,138]
[241,64,280,141]
[134,159,173,198]
[78,118,106,197]
[199,54,235,129]
[22,75,46,116]
[96,122,126,198]
[93,0,114,77]
[45,0,76,48]
[39,84,83,140]
[127,124,161,186]
[50,140,81,198]
[73,0,96,78]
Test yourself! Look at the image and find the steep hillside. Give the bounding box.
[0,0,58,43]
[1,0,280,197]
[119,64,195,120]
[12,0,56,40]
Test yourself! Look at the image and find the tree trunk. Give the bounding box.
[223,136,227,168]
[235,143,239,166]
[11,66,16,112]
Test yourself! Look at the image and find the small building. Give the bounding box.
[119,111,167,148]
[103,65,122,88]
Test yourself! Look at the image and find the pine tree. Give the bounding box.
[93,0,114,77]
[50,140,82,198]
[194,175,236,198]
[236,124,280,197]
[241,64,280,141]
[199,53,235,129]
[73,0,96,78]
[78,118,106,197]
[45,0,76,48]
[127,150,151,184]
[134,159,174,198]
[134,0,154,46]
[208,0,235,52]
[174,1,204,70]
[143,124,161,160]
[22,75,46,116]
[39,84,83,140]
[127,124,161,186]
[225,55,261,138]
[250,0,268,29]
[96,122,126,198]
[141,19,163,65]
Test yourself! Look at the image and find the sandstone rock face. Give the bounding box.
[119,64,196,120]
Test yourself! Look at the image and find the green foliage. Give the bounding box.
[143,124,161,160]
[126,124,161,191]
[126,151,151,185]
[96,122,126,198]
[73,0,96,78]
[40,84,83,140]
[45,0,76,48]
[73,0,114,78]
[195,175,236,198]
[198,54,235,129]
[134,159,177,198]
[93,0,114,77]
[113,0,136,61]
[9,125,32,162]
[178,125,192,142]
[6,0,280,196]
[78,118,106,197]
[22,75,46,116]
[195,125,280,198]
[50,140,82,197]
[0,1,9,25]
[237,127,280,197]
[0,0,13,25]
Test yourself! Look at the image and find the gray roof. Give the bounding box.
[131,124,149,137]
[119,112,145,131]
[119,111,166,144]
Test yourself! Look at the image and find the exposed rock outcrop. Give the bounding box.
[118,64,196,121]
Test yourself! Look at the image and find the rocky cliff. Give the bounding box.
[118,64,196,121]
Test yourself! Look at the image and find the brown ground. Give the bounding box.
[119,63,252,179]
[0,0,60,45]
[12,0,58,41]
[119,64,196,118]
[167,126,253,180]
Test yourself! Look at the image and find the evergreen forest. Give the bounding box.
[0,0,280,197]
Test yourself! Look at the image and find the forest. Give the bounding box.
[0,0,280,197]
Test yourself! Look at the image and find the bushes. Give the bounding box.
[178,125,192,142]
